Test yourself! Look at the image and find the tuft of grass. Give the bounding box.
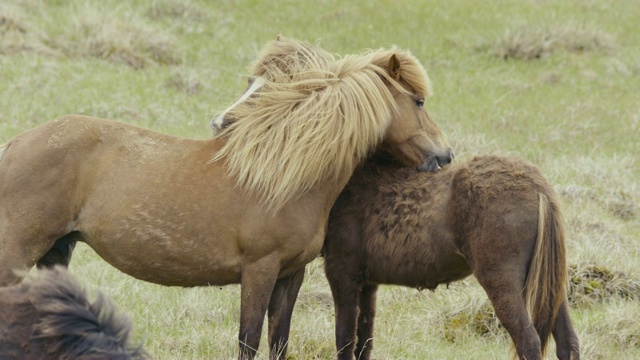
[0,5,60,57]
[569,264,640,307]
[606,191,638,221]
[1,2,182,68]
[482,23,615,60]
[442,301,502,343]
[147,0,208,23]
[164,71,203,95]
[48,11,181,68]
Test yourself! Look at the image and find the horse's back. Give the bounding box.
[0,115,146,183]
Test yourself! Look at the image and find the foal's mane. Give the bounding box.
[213,39,432,211]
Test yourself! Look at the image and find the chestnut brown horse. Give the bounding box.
[0,267,147,360]
[0,37,452,359]
[322,153,580,360]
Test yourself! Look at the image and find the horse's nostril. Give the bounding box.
[436,149,454,167]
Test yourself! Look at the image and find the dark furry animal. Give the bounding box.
[322,154,580,360]
[0,267,148,360]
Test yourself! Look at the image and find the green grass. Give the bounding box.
[1,0,639,359]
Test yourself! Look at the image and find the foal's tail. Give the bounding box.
[523,192,567,356]
[29,267,148,359]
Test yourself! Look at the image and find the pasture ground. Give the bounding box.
[1,0,638,359]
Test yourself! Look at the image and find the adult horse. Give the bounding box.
[0,37,453,359]
[0,267,147,360]
[322,153,580,360]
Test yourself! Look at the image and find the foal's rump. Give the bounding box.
[449,155,568,356]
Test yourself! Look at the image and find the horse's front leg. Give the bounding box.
[355,284,378,360]
[239,256,281,360]
[267,267,305,359]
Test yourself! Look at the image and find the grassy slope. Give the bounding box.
[1,0,639,359]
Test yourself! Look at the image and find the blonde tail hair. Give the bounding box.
[522,192,568,358]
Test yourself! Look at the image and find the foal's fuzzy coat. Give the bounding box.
[0,267,147,360]
[323,154,580,360]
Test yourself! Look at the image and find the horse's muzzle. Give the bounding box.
[211,115,230,136]
[418,148,454,172]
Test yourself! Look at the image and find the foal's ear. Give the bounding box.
[388,54,401,80]
[276,35,283,41]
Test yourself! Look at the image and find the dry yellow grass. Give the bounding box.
[1,0,639,359]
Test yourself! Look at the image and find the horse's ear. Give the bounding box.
[388,54,401,80]
[276,35,283,41]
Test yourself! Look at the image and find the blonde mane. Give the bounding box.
[213,39,432,211]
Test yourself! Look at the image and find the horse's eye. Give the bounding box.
[415,99,425,108]
[247,76,255,86]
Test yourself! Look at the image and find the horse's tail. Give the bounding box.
[523,192,567,357]
[29,267,148,359]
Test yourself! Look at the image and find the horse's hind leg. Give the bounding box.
[355,284,378,360]
[474,271,542,360]
[0,238,49,286]
[267,267,305,360]
[0,231,78,285]
[552,300,580,360]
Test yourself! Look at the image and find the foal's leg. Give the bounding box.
[552,299,580,360]
[267,267,305,359]
[475,270,542,360]
[238,256,281,360]
[325,267,362,360]
[355,284,378,360]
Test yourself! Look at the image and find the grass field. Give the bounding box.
[1,0,639,359]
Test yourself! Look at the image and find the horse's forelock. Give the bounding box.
[250,36,335,82]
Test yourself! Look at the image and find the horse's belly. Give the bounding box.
[90,241,242,286]
[78,204,327,287]
[364,241,471,290]
[79,220,244,286]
